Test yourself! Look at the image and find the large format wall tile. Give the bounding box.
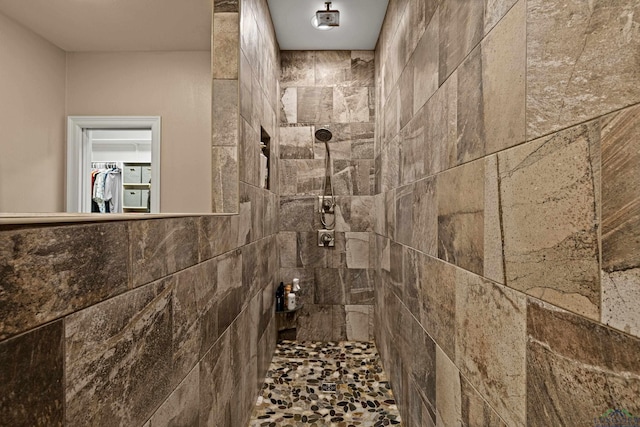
[130,217,200,287]
[460,375,507,427]
[435,346,461,427]
[423,72,457,177]
[213,13,239,79]
[527,299,640,426]
[412,10,439,115]
[419,254,456,359]
[280,125,314,159]
[526,0,640,139]
[0,223,129,340]
[351,51,375,87]
[297,87,333,124]
[456,270,526,427]
[280,51,315,87]
[0,321,64,426]
[412,176,438,256]
[149,365,200,427]
[456,0,525,163]
[315,51,352,86]
[211,146,239,213]
[438,0,484,85]
[171,260,218,382]
[483,155,504,284]
[499,122,600,319]
[601,104,640,271]
[601,104,640,337]
[199,330,233,426]
[213,79,239,147]
[437,159,484,275]
[199,215,240,261]
[65,281,173,426]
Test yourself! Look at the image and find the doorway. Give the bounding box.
[66,116,161,213]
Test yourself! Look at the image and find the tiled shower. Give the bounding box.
[1,0,639,426]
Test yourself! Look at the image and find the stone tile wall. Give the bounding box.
[374,0,640,426]
[0,0,282,424]
[278,50,376,341]
[0,215,278,426]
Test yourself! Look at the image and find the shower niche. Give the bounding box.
[260,127,271,190]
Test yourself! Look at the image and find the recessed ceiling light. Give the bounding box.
[312,2,339,30]
[311,15,334,31]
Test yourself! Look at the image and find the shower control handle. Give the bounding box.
[318,196,335,213]
[317,230,335,247]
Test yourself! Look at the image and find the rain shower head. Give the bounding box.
[315,128,333,142]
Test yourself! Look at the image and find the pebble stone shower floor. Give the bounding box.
[249,341,402,426]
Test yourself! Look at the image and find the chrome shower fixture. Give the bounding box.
[314,128,333,142]
[315,127,336,231]
[315,2,340,28]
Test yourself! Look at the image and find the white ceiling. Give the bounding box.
[0,0,387,52]
[267,0,388,50]
[0,0,211,51]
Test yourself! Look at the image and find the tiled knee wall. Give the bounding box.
[374,0,640,426]
[0,214,278,426]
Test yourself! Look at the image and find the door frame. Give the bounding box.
[66,116,161,213]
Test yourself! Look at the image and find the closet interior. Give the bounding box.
[89,129,153,213]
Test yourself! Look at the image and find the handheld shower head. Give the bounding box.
[314,128,333,142]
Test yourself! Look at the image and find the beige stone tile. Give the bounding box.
[408,0,439,57]
[149,366,199,427]
[438,0,484,85]
[460,376,507,427]
[395,183,414,247]
[498,122,600,319]
[279,126,314,159]
[345,305,373,341]
[527,299,640,426]
[211,146,238,213]
[602,268,640,338]
[484,0,518,34]
[213,79,239,146]
[601,104,640,272]
[297,87,333,124]
[315,51,351,86]
[437,159,484,275]
[480,0,525,155]
[526,0,640,139]
[0,223,129,340]
[399,64,414,130]
[483,155,504,284]
[280,87,297,124]
[413,176,438,257]
[435,346,461,427]
[455,270,526,427]
[456,0,525,163]
[413,10,439,115]
[400,106,425,185]
[215,0,238,13]
[213,13,238,79]
[280,51,315,87]
[417,253,456,359]
[65,282,173,426]
[351,51,375,86]
[424,71,457,177]
[296,304,334,341]
[0,321,64,426]
[346,232,370,269]
[333,86,371,123]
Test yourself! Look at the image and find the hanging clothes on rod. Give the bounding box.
[91,162,122,213]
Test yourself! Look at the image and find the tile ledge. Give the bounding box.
[0,212,236,225]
